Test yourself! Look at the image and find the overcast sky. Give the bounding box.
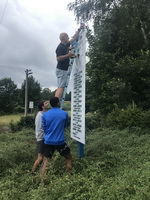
[0,0,81,90]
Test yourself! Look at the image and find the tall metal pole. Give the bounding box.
[25,69,28,116]
[24,69,32,116]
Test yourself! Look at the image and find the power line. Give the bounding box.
[0,64,52,77]
[0,64,26,70]
[0,0,8,24]
[32,70,51,77]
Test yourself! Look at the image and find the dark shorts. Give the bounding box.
[37,140,44,154]
[44,142,70,158]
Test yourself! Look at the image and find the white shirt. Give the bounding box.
[35,111,44,141]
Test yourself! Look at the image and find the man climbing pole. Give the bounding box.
[55,24,84,100]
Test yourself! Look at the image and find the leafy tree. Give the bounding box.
[0,78,18,113]
[21,76,41,108]
[40,88,55,100]
[68,0,150,114]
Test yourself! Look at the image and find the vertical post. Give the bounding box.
[24,69,32,116]
[24,69,28,116]
[78,142,84,158]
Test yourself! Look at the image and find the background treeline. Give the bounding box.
[0,76,71,114]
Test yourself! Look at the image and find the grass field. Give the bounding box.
[0,101,71,125]
[0,127,150,200]
[0,114,24,125]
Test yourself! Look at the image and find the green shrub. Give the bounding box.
[63,101,71,111]
[105,105,149,130]
[10,116,35,132]
[0,111,5,115]
[85,113,101,130]
[1,103,150,200]
[142,110,150,128]
[0,128,150,199]
[14,105,24,113]
[0,129,35,175]
[0,123,10,134]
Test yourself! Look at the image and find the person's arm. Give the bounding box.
[42,115,46,134]
[35,113,45,140]
[69,24,84,44]
[36,116,43,133]
[57,51,74,62]
[35,113,43,132]
[69,29,81,44]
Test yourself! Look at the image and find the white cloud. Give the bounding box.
[0,0,79,90]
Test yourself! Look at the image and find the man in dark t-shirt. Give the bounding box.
[55,24,84,100]
[56,42,70,71]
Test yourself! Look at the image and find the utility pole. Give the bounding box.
[24,69,33,116]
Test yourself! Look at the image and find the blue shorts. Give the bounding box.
[56,68,68,88]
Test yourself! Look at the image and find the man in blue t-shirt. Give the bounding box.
[41,97,72,176]
[55,24,84,100]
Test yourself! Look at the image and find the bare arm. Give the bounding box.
[57,51,74,62]
[69,24,85,44]
[69,29,80,44]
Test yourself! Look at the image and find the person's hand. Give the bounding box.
[80,23,85,30]
[68,49,75,57]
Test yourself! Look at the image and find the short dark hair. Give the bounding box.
[37,100,45,111]
[50,97,59,107]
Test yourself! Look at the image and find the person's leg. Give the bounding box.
[41,157,50,176]
[55,69,67,100]
[64,153,72,172]
[55,87,64,100]
[32,153,43,172]
[41,144,54,177]
[57,143,72,172]
[32,140,44,172]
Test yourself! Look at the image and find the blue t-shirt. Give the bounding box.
[42,107,68,145]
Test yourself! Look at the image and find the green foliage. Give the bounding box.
[116,53,150,109]
[0,114,23,125]
[0,129,35,175]
[105,106,150,130]
[0,128,150,199]
[69,0,150,114]
[40,88,55,101]
[0,78,19,113]
[14,105,24,113]
[85,113,101,130]
[0,123,10,134]
[21,76,42,105]
[63,101,71,111]
[10,116,35,132]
